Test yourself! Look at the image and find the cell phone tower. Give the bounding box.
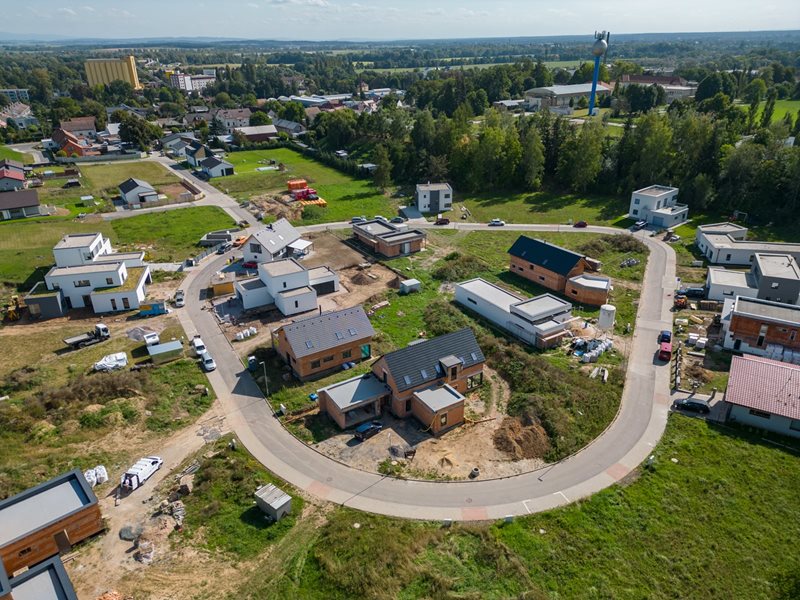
[588,31,610,116]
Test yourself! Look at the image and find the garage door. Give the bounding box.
[312,281,336,295]
[652,216,664,227]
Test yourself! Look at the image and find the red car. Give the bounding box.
[573,220,588,228]
[241,261,258,269]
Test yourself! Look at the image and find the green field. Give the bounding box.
[0,145,33,164]
[356,59,583,74]
[738,98,800,124]
[229,416,800,599]
[216,148,396,223]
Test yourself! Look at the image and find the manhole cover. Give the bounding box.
[465,497,473,504]
[326,477,333,482]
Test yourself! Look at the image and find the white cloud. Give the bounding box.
[58,7,78,17]
[80,5,95,12]
[266,0,330,6]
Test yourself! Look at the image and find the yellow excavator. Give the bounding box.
[2,295,22,322]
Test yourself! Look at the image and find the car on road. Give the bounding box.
[658,330,672,344]
[374,215,388,222]
[232,236,247,248]
[354,421,383,441]
[199,351,217,372]
[390,216,406,224]
[241,261,258,269]
[174,289,185,308]
[434,217,450,226]
[216,242,232,254]
[191,335,207,356]
[573,220,588,228]
[488,218,506,226]
[673,397,710,415]
[350,216,367,224]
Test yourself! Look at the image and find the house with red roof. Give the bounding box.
[724,354,800,439]
[0,164,25,191]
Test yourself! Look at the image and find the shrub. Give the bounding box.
[431,254,488,281]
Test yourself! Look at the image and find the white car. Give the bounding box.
[120,456,163,492]
[488,218,506,227]
[200,351,216,372]
[191,335,206,356]
[174,289,185,308]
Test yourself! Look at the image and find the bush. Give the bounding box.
[431,253,488,281]
[301,204,326,220]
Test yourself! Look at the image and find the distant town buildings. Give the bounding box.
[524,83,611,113]
[85,55,142,90]
[0,88,30,103]
[0,102,38,129]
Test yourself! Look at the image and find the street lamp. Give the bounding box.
[258,361,270,397]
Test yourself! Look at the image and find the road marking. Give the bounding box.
[555,491,570,503]
[522,499,533,514]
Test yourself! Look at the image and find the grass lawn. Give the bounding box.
[0,145,33,164]
[110,206,236,262]
[738,98,800,124]
[215,148,397,223]
[231,416,800,600]
[459,187,630,227]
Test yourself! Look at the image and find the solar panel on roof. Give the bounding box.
[305,340,313,349]
[471,352,478,361]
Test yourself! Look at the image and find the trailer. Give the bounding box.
[138,302,169,317]
[120,456,163,492]
[63,323,110,350]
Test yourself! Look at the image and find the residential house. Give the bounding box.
[215,108,252,133]
[492,99,525,110]
[105,103,148,120]
[628,185,688,227]
[507,235,608,305]
[352,219,427,257]
[0,102,38,129]
[200,156,234,178]
[696,222,800,266]
[233,124,278,142]
[414,182,453,213]
[707,253,800,304]
[59,116,97,138]
[185,141,214,167]
[2,555,79,600]
[455,278,576,349]
[723,354,800,439]
[183,112,215,129]
[159,131,196,152]
[51,128,99,157]
[273,305,375,380]
[317,328,484,433]
[38,232,150,314]
[118,178,158,205]
[272,118,306,137]
[0,469,104,575]
[241,218,306,264]
[0,164,26,192]
[0,189,40,220]
[524,83,611,113]
[721,296,800,358]
[234,257,339,316]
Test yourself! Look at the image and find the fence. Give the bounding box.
[54,152,144,164]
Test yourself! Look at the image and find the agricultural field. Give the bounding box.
[0,144,33,164]
[738,98,800,123]
[214,148,397,223]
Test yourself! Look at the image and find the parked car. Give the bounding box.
[374,215,388,222]
[241,261,258,269]
[350,216,367,224]
[120,456,163,492]
[390,216,405,224]
[673,398,710,415]
[488,218,506,226]
[216,242,232,254]
[232,236,247,248]
[434,217,450,226]
[658,342,673,362]
[191,335,207,356]
[678,287,705,299]
[354,421,383,441]
[200,351,217,372]
[633,220,648,230]
[573,220,588,228]
[174,289,185,308]
[658,330,672,344]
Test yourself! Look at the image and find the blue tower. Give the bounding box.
[588,31,610,117]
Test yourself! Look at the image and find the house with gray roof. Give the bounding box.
[242,218,305,264]
[274,305,375,380]
[118,178,158,205]
[200,156,234,178]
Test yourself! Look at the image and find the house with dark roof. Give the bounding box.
[352,219,427,258]
[118,178,158,205]
[508,235,605,303]
[0,189,40,220]
[242,218,304,264]
[200,156,234,178]
[318,328,484,433]
[2,555,79,600]
[185,141,214,167]
[272,118,306,137]
[274,306,375,380]
[723,354,800,439]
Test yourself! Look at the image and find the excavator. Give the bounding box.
[2,295,22,322]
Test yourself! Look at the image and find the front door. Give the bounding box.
[361,344,371,359]
[430,190,439,213]
[111,298,117,311]
[54,530,71,554]
[82,294,91,307]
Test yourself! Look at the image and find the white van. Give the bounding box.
[191,335,206,356]
[120,456,163,492]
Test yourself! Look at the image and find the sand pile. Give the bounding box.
[493,416,551,460]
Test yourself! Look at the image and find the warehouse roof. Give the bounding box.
[508,235,586,276]
[281,306,375,359]
[726,355,800,421]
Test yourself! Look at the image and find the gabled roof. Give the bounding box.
[216,108,252,120]
[0,158,24,172]
[381,328,484,393]
[0,189,39,210]
[508,236,585,276]
[726,354,800,421]
[282,306,375,359]
[59,116,96,132]
[250,218,300,255]
[0,168,24,181]
[272,117,305,132]
[200,156,232,169]
[118,177,154,194]
[186,142,211,157]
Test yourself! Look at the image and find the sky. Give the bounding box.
[12,0,800,41]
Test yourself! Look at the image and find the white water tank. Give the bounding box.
[598,304,616,330]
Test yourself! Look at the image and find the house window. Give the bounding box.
[726,254,731,261]
[323,355,334,363]
[529,264,534,270]
[122,297,130,309]
[283,281,287,288]
[342,349,352,359]
[106,277,113,285]
[748,409,771,419]
[538,276,545,282]
[791,330,797,341]
[74,279,91,287]
[467,297,477,305]
[632,209,638,215]
[771,282,780,289]
[757,324,768,347]
[405,399,412,413]
[294,300,299,308]
[311,360,321,369]
[634,198,639,205]
[450,366,458,379]
[440,413,447,427]
[572,289,578,295]
[790,419,800,432]
[249,243,262,254]
[111,298,117,310]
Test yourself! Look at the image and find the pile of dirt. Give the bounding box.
[350,272,372,286]
[684,362,711,384]
[493,416,551,460]
[387,276,401,289]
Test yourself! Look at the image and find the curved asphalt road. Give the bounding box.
[173,220,676,521]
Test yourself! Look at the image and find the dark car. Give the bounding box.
[241,261,258,269]
[434,217,450,226]
[350,216,367,224]
[573,220,588,228]
[216,242,232,254]
[354,421,383,441]
[658,330,672,344]
[390,216,405,224]
[678,287,705,299]
[673,398,710,415]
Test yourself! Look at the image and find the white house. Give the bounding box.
[706,254,800,304]
[234,257,339,316]
[415,182,453,213]
[44,233,149,313]
[242,219,308,264]
[200,156,234,178]
[118,178,158,205]
[455,278,575,349]
[696,222,800,266]
[628,185,688,228]
[214,108,251,133]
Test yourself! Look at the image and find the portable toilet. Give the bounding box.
[254,484,292,522]
[248,355,258,372]
[399,279,421,295]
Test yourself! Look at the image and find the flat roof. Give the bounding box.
[569,274,611,290]
[708,267,754,288]
[633,185,678,197]
[513,293,572,321]
[261,258,306,277]
[703,234,800,254]
[92,251,145,263]
[47,262,122,277]
[307,265,334,279]
[319,373,389,411]
[698,222,748,234]
[0,469,95,547]
[734,296,800,326]
[254,483,291,509]
[414,384,464,413]
[457,278,524,312]
[147,340,183,356]
[355,220,395,236]
[8,556,78,600]
[416,182,451,192]
[53,232,102,249]
[238,277,266,291]
[755,254,800,280]
[278,285,314,298]
[380,229,426,244]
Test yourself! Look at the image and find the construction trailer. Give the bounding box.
[0,469,104,574]
[254,484,292,522]
[147,340,184,365]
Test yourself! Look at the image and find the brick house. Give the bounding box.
[273,306,375,380]
[352,219,426,258]
[721,296,800,357]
